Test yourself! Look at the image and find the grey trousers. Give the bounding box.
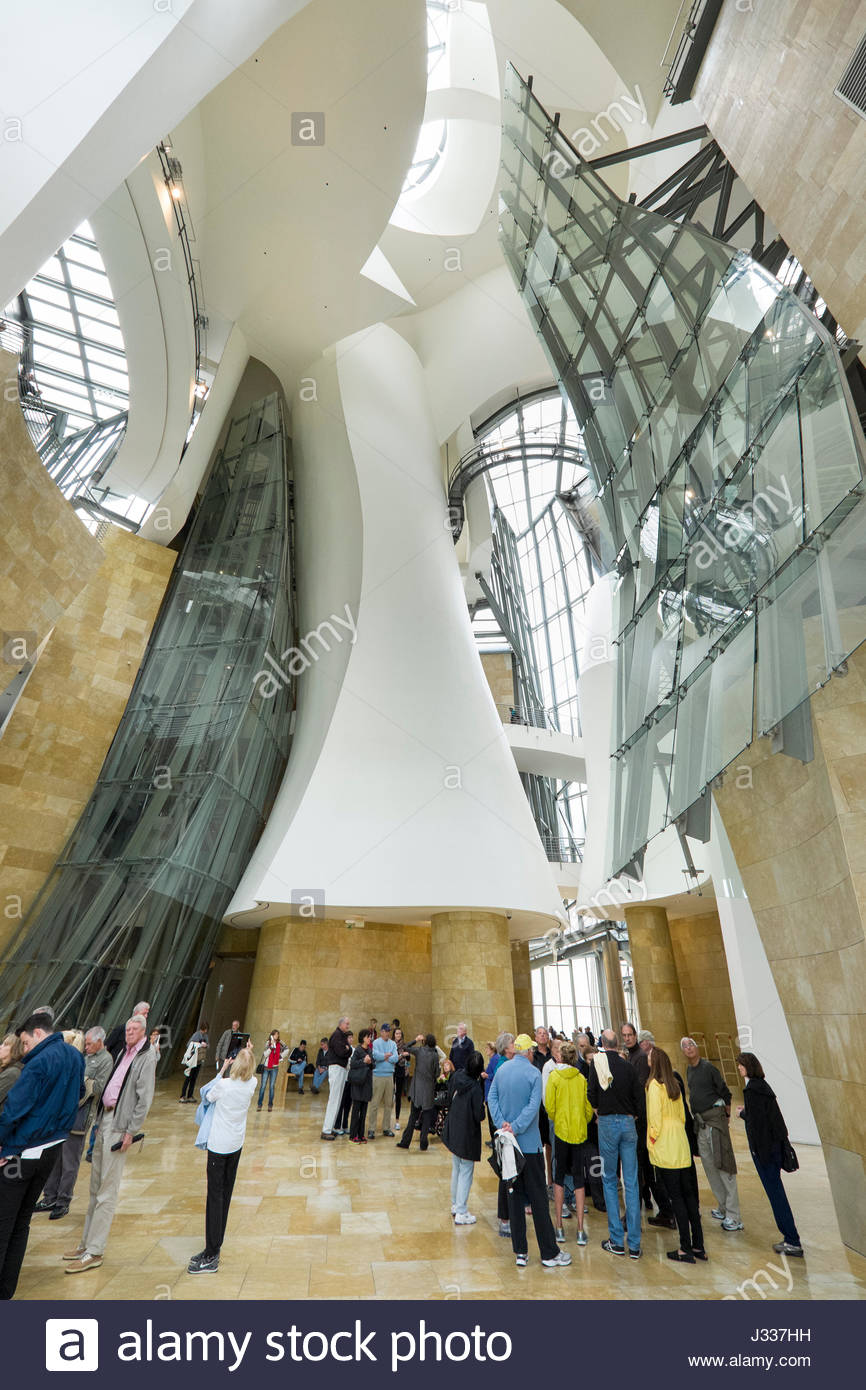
[81,1122,129,1256]
[42,1131,87,1207]
[696,1124,741,1222]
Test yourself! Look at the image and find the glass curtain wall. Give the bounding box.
[530,949,605,1037]
[500,65,866,879]
[0,395,295,1056]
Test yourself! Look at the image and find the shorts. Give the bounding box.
[553,1138,588,1189]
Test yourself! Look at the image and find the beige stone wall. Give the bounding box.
[245,917,433,1049]
[479,651,514,720]
[668,908,741,1089]
[693,0,866,348]
[431,910,515,1049]
[715,643,866,1254]
[510,938,534,1033]
[0,349,104,686]
[0,526,175,952]
[625,904,688,1063]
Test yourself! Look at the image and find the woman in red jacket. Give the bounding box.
[256,1030,285,1112]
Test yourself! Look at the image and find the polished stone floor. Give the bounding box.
[16,1076,866,1301]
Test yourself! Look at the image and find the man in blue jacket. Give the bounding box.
[0,1009,84,1298]
[488,1033,571,1270]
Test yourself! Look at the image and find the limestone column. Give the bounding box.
[431,911,515,1051]
[510,939,533,1034]
[601,937,628,1037]
[624,905,688,1061]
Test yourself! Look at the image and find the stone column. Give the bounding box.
[245,917,433,1051]
[430,911,515,1052]
[624,905,688,1060]
[601,937,628,1037]
[510,939,533,1034]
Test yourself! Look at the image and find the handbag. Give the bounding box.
[256,1063,265,1075]
[780,1138,799,1173]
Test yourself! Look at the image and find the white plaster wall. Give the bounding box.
[227,322,563,927]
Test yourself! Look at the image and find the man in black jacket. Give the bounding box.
[449,1023,474,1071]
[321,1017,352,1140]
[587,1029,643,1259]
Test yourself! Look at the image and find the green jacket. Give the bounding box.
[546,1065,594,1144]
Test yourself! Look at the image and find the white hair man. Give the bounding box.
[36,1026,113,1222]
[680,1037,743,1232]
[449,1022,474,1072]
[64,1015,156,1273]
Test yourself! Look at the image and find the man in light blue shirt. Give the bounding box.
[488,1033,570,1269]
[368,1024,399,1138]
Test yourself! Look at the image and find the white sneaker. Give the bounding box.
[454,1212,476,1225]
[451,1204,457,1215]
[394,1123,401,1131]
[542,1250,572,1267]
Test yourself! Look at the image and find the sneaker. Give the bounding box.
[772,1241,804,1257]
[647,1213,677,1229]
[65,1253,103,1274]
[628,1247,642,1260]
[546,1184,555,1200]
[49,1205,70,1221]
[320,1132,336,1141]
[555,1227,565,1242]
[62,1244,87,1261]
[359,1137,368,1144]
[367,1132,375,1140]
[515,1253,528,1267]
[561,1205,573,1219]
[34,1198,55,1213]
[576,1229,588,1246]
[84,1152,92,1163]
[542,1250,572,1267]
[451,1204,457,1215]
[601,1239,625,1256]
[188,1253,219,1274]
[393,1123,401,1131]
[721,1218,744,1232]
[499,1221,511,1238]
[710,1208,725,1221]
[298,1089,305,1095]
[383,1130,395,1137]
[454,1213,476,1225]
[257,1106,262,1111]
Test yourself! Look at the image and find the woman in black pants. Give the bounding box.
[396,1034,439,1151]
[335,1031,355,1134]
[646,1047,706,1263]
[736,1052,803,1256]
[348,1030,373,1143]
[188,1042,257,1275]
[392,1028,408,1129]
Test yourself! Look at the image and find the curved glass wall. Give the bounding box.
[0,394,295,1052]
[500,66,866,879]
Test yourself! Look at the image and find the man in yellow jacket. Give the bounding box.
[545,1042,595,1246]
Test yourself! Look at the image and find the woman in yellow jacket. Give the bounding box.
[646,1048,706,1263]
[545,1042,595,1246]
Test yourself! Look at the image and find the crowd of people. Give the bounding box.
[0,1002,804,1293]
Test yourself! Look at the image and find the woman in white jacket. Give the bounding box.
[188,1042,257,1275]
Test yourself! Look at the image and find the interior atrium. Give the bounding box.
[1,0,866,1303]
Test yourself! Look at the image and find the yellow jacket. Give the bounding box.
[646,1078,691,1169]
[545,1066,594,1144]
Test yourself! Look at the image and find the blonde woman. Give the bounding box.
[0,1034,24,1110]
[188,1041,257,1275]
[62,1030,85,1052]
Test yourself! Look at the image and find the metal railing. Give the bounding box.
[661,0,724,105]
[496,701,581,738]
[156,139,209,442]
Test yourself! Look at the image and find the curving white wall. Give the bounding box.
[227,322,563,931]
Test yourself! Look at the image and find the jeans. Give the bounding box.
[397,1104,434,1149]
[752,1150,801,1246]
[0,1146,61,1298]
[598,1113,641,1251]
[257,1068,277,1107]
[322,1066,347,1133]
[349,1100,368,1141]
[506,1151,559,1260]
[290,1061,306,1092]
[451,1156,474,1214]
[180,1065,200,1100]
[657,1165,703,1254]
[311,1067,326,1093]
[205,1148,241,1257]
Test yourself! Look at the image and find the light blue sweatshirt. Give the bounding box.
[372,1037,398,1076]
[488,1054,542,1153]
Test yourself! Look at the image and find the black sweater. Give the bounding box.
[324,1028,352,1068]
[587,1049,643,1117]
[742,1077,788,1164]
[348,1045,373,1102]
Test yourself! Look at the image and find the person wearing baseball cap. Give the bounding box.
[488,1033,571,1269]
[369,1024,399,1138]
